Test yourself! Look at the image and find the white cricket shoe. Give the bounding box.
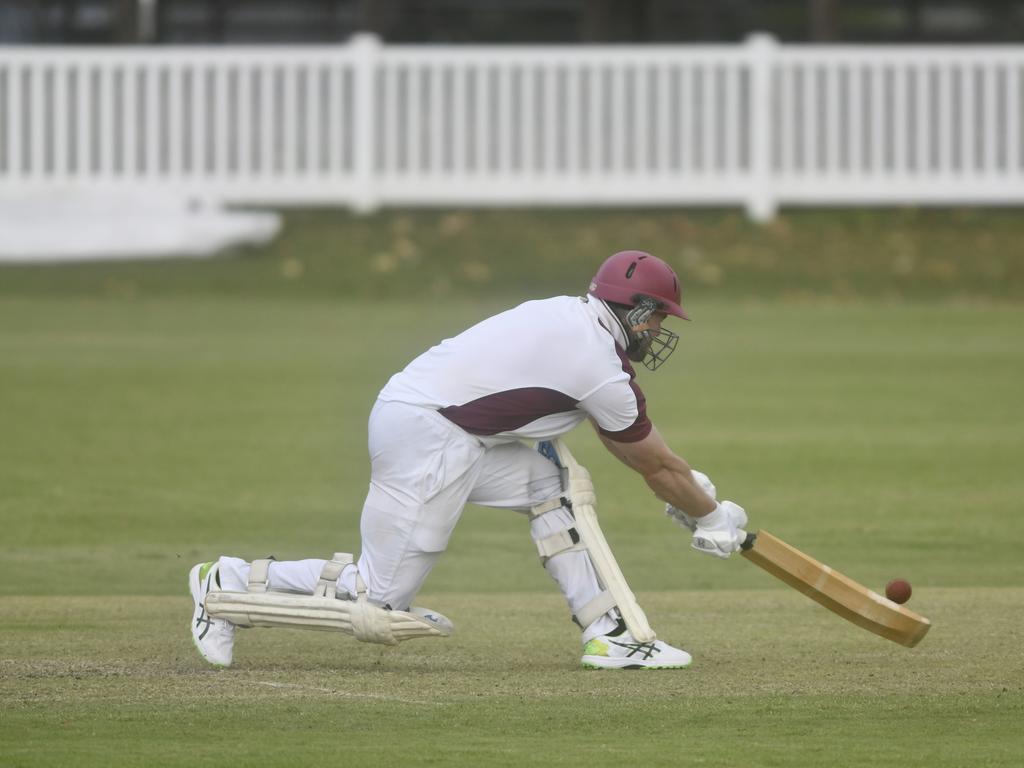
[581,628,692,670]
[189,561,235,667]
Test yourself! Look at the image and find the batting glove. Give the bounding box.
[691,501,748,559]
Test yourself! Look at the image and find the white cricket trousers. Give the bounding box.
[219,400,617,640]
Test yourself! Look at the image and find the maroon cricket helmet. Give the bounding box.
[587,250,689,320]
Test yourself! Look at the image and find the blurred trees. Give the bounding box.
[5,0,1023,45]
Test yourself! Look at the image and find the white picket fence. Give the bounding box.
[2,34,1024,221]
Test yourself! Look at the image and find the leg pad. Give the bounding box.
[205,553,453,646]
[204,591,452,645]
[538,440,657,642]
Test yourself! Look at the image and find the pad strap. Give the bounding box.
[315,553,353,598]
[529,497,566,520]
[534,527,585,564]
[573,590,618,630]
[247,559,273,593]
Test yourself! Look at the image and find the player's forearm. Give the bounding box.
[643,465,717,517]
[597,426,717,517]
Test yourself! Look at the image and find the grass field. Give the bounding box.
[2,210,1023,766]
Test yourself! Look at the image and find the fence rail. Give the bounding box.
[2,35,1024,220]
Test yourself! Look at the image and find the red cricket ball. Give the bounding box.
[885,578,912,604]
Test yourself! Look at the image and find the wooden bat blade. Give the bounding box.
[740,530,931,647]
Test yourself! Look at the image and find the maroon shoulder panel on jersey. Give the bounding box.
[597,347,653,443]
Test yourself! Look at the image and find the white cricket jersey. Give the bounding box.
[378,295,652,443]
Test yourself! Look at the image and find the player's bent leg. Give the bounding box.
[538,439,658,642]
[526,500,693,670]
[189,560,235,667]
[356,399,485,611]
[529,499,691,668]
[529,442,692,669]
[529,498,619,640]
[581,621,693,670]
[465,439,623,642]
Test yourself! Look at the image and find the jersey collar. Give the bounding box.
[585,295,630,350]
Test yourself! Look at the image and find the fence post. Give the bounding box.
[746,33,777,222]
[350,33,380,213]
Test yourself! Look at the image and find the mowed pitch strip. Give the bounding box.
[740,530,931,647]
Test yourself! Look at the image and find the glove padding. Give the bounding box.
[665,470,717,533]
[690,501,748,559]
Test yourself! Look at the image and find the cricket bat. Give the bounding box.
[739,530,931,647]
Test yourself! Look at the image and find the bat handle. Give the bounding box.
[739,530,757,551]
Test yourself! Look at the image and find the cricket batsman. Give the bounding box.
[189,250,749,669]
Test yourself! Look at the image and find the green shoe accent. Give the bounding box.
[198,561,215,582]
[583,638,609,657]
